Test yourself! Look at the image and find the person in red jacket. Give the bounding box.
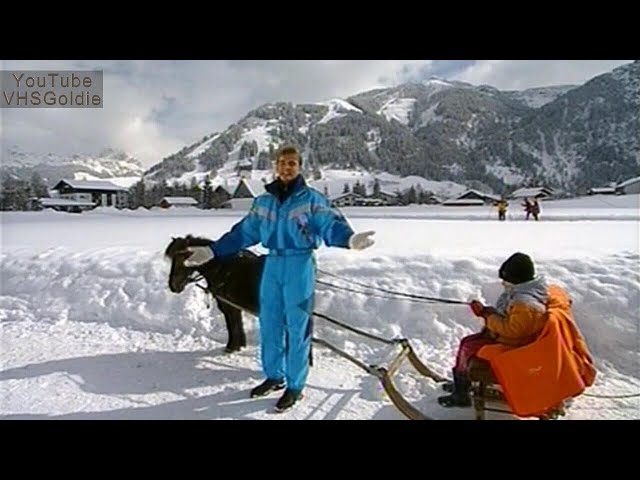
[438,252,548,408]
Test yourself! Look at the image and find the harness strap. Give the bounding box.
[268,248,313,257]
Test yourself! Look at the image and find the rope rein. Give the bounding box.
[317,269,469,305]
[315,279,460,305]
[582,392,640,399]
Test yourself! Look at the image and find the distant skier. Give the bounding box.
[496,198,508,221]
[522,198,540,220]
[530,199,540,221]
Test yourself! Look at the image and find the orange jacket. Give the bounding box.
[484,279,548,347]
[478,284,596,417]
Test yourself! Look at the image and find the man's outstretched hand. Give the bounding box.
[349,230,376,250]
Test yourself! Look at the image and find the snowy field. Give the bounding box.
[1,194,639,420]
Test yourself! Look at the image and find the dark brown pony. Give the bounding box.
[164,235,265,353]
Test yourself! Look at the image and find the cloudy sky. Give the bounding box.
[1,60,632,167]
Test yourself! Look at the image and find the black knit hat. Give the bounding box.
[499,252,535,284]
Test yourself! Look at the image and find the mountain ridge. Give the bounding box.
[1,146,145,185]
[4,61,638,196]
[143,61,639,195]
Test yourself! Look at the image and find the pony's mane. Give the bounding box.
[182,234,214,247]
[164,234,214,258]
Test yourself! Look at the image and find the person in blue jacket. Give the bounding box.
[184,144,375,412]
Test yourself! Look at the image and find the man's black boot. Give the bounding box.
[274,389,303,412]
[250,378,286,398]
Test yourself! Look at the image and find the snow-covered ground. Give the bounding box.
[1,194,638,420]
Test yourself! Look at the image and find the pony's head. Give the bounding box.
[164,235,213,293]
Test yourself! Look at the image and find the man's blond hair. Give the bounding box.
[275,144,302,165]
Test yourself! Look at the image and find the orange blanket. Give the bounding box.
[477,286,596,417]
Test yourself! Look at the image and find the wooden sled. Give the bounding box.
[467,357,568,420]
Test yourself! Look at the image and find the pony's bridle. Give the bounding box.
[172,250,208,291]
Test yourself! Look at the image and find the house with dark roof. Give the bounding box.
[331,192,364,207]
[236,159,253,177]
[445,189,501,205]
[587,186,617,195]
[211,185,232,208]
[51,179,129,209]
[159,196,199,208]
[32,197,97,213]
[228,178,267,210]
[615,175,640,195]
[231,178,258,199]
[510,186,554,200]
[372,190,401,206]
[442,198,485,207]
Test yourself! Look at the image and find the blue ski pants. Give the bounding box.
[258,251,315,392]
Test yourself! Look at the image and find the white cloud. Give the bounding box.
[452,60,633,90]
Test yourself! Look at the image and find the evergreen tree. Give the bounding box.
[353,180,366,196]
[372,178,381,197]
[189,178,201,204]
[0,176,30,210]
[257,151,270,170]
[29,172,50,198]
[407,185,417,204]
[202,176,214,209]
[132,180,146,209]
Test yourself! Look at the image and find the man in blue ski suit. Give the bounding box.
[184,145,375,412]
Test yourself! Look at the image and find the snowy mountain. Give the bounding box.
[144,61,639,196]
[1,146,144,186]
[476,61,640,192]
[502,85,577,109]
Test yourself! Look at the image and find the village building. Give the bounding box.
[210,185,232,208]
[587,186,617,195]
[331,192,364,207]
[159,196,199,208]
[32,197,97,213]
[510,186,554,200]
[372,190,401,206]
[48,179,129,210]
[443,189,500,206]
[228,178,267,209]
[615,176,640,195]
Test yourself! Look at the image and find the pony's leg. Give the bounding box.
[217,299,246,353]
